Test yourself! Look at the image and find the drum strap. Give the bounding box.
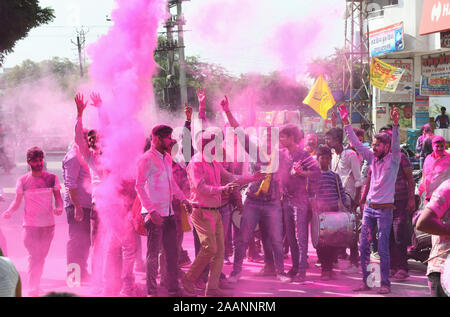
[334,172,345,210]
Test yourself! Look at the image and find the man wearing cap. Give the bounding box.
[135,125,190,297]
[418,136,450,204]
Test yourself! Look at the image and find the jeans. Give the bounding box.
[233,199,285,275]
[103,217,137,295]
[283,199,309,274]
[390,199,409,272]
[186,208,224,291]
[428,272,448,297]
[66,206,91,279]
[360,207,393,287]
[145,215,179,294]
[23,226,54,292]
[219,204,233,258]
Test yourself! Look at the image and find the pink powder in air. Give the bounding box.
[83,0,167,295]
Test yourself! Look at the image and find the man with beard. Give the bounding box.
[136,125,191,297]
[339,104,401,294]
[2,147,63,296]
[279,124,320,281]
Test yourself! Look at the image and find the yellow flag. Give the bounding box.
[303,75,336,119]
[370,57,405,92]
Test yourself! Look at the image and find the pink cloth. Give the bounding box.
[419,152,450,200]
[16,172,61,227]
[425,179,450,275]
[187,153,236,208]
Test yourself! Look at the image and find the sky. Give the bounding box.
[2,0,346,76]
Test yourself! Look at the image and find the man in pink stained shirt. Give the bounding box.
[2,147,63,296]
[418,135,450,204]
[181,131,263,297]
[417,179,450,297]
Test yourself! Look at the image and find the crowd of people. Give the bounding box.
[0,90,449,298]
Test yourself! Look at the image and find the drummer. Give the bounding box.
[315,146,350,280]
[416,179,450,297]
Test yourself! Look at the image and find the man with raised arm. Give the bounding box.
[219,96,293,284]
[338,104,401,294]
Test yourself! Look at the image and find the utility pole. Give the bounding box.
[71,28,87,77]
[176,1,188,106]
[155,0,189,110]
[342,0,372,137]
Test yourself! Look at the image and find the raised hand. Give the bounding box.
[220,95,230,112]
[197,88,206,120]
[90,92,102,108]
[184,103,193,122]
[75,93,88,116]
[390,106,400,126]
[337,104,349,125]
[196,88,206,105]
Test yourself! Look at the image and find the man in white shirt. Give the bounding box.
[136,125,190,297]
[326,127,362,272]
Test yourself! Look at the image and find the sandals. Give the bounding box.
[353,283,372,292]
[377,285,391,294]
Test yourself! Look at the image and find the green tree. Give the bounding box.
[0,0,55,66]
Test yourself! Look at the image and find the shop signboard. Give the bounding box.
[415,95,430,112]
[422,53,450,78]
[420,0,450,35]
[380,59,414,102]
[368,22,404,57]
[421,76,450,96]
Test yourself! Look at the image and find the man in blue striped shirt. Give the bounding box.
[315,145,349,280]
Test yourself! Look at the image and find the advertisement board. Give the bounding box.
[368,22,404,57]
[421,76,450,96]
[420,0,450,35]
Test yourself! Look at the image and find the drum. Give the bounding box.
[231,209,259,232]
[442,254,450,297]
[310,211,357,249]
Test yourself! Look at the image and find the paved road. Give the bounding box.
[0,153,430,297]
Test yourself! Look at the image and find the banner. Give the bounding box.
[367,22,404,57]
[302,75,335,119]
[420,76,450,96]
[370,58,405,92]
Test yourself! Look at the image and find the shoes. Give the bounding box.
[181,272,196,295]
[228,271,242,283]
[353,283,372,292]
[168,289,190,297]
[205,288,233,297]
[194,279,206,290]
[393,270,408,281]
[255,267,277,277]
[295,272,306,283]
[321,271,332,281]
[248,254,263,262]
[342,264,359,275]
[377,285,390,294]
[120,285,146,297]
[287,268,298,278]
[277,273,292,283]
[219,279,235,290]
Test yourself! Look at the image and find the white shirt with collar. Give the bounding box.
[135,147,185,217]
[331,148,363,201]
